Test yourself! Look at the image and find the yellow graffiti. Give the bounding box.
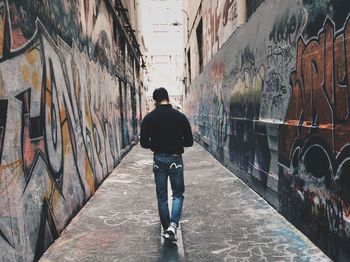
[25,49,38,65]
[21,48,41,90]
[21,64,30,83]
[62,122,72,155]
[231,66,265,98]
[32,69,40,90]
[85,158,95,194]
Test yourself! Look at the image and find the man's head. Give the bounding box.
[153,87,169,105]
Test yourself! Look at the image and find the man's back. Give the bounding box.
[140,104,193,155]
[141,87,192,242]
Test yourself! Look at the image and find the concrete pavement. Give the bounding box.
[40,143,331,261]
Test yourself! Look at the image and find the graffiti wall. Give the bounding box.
[202,0,246,64]
[184,0,350,260]
[0,0,142,261]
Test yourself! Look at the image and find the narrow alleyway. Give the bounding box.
[40,143,330,262]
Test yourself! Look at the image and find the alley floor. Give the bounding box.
[40,143,331,262]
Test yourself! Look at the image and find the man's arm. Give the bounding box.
[140,117,151,148]
[183,116,193,147]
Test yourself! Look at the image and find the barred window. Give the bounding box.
[247,0,264,19]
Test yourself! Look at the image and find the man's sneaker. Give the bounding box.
[162,231,170,241]
[165,222,177,242]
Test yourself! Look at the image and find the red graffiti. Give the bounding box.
[280,17,350,166]
[278,16,350,255]
[204,0,237,58]
[211,62,225,82]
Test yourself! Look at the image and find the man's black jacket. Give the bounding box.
[140,104,193,155]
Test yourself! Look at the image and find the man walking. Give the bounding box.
[140,87,193,242]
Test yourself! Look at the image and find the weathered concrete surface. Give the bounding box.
[40,143,330,261]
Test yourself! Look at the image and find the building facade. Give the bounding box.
[0,0,145,260]
[139,0,185,110]
[184,0,350,260]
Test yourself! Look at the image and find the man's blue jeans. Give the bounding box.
[153,153,184,231]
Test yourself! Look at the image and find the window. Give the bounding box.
[247,0,264,19]
[187,48,191,85]
[196,19,203,73]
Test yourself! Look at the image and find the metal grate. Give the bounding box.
[247,0,265,19]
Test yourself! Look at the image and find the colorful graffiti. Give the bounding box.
[229,66,271,186]
[0,0,142,261]
[279,12,350,260]
[184,0,350,260]
[203,0,241,63]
